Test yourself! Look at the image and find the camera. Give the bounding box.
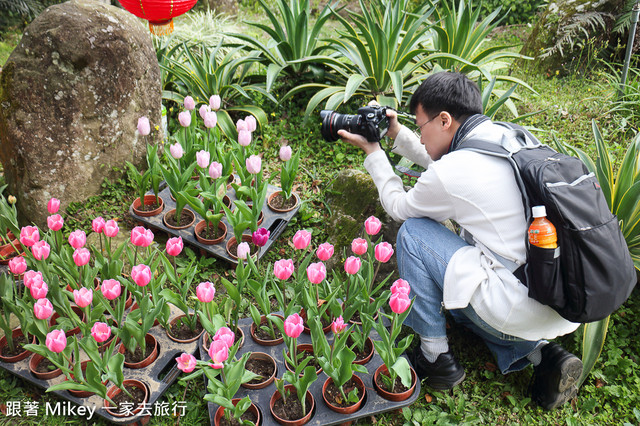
[320,106,389,142]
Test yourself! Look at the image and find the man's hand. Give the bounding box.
[337,129,381,156]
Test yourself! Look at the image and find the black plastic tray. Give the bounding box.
[129,184,300,265]
[0,305,198,424]
[199,317,420,426]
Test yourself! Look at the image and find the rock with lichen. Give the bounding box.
[324,169,401,280]
[0,0,161,228]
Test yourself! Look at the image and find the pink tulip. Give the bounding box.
[279,145,292,161]
[45,329,67,353]
[101,279,121,300]
[33,298,53,320]
[170,142,184,160]
[273,259,294,281]
[316,242,334,261]
[293,229,311,250]
[236,242,250,260]
[178,111,191,127]
[238,130,251,147]
[209,95,221,111]
[19,226,40,247]
[208,161,222,180]
[73,248,91,266]
[331,316,346,334]
[196,281,216,303]
[23,270,43,289]
[137,116,150,136]
[131,264,152,287]
[73,287,93,308]
[130,226,154,247]
[364,216,382,236]
[199,104,211,120]
[9,256,27,275]
[196,150,210,169]
[204,111,217,129]
[30,280,48,300]
[68,229,86,249]
[252,228,270,247]
[91,322,111,343]
[176,353,197,373]
[214,326,235,348]
[92,216,105,234]
[184,96,195,111]
[390,292,411,314]
[31,240,50,261]
[236,119,247,132]
[375,242,394,263]
[351,238,368,256]
[306,262,326,284]
[104,220,119,237]
[344,256,361,275]
[208,340,229,369]
[166,236,183,257]
[245,115,257,132]
[46,214,64,232]
[391,279,411,296]
[284,313,304,338]
[47,198,60,214]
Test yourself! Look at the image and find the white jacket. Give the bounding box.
[363,121,579,340]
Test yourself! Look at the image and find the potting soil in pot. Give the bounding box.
[269,193,297,210]
[245,358,275,385]
[124,344,155,364]
[169,318,204,341]
[271,395,307,422]
[253,327,282,342]
[110,383,147,411]
[324,378,361,408]
[1,335,28,358]
[378,373,411,394]
[218,410,259,426]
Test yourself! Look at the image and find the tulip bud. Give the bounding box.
[184,96,195,111]
[137,116,151,136]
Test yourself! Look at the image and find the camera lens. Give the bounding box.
[320,110,360,142]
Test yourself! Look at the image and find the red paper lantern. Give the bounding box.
[118,0,198,36]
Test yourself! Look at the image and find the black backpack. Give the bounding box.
[458,123,636,323]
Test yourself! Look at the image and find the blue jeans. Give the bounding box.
[396,217,543,374]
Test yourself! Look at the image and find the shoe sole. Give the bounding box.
[556,357,583,393]
[425,371,466,391]
[542,385,578,410]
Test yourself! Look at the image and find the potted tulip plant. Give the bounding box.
[160,155,198,229]
[268,145,301,212]
[246,258,284,345]
[222,201,254,259]
[0,274,32,362]
[314,316,368,413]
[366,279,416,401]
[270,313,318,425]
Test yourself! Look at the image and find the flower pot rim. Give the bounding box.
[166,313,205,343]
[242,351,278,390]
[132,195,164,217]
[322,375,366,414]
[163,208,196,230]
[0,328,33,363]
[194,220,227,245]
[373,364,417,401]
[104,379,150,418]
[270,384,315,425]
[250,314,284,346]
[118,333,159,369]
[267,190,300,213]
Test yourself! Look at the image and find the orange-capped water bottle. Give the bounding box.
[528,206,557,249]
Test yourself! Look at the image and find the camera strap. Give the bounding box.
[383,149,423,178]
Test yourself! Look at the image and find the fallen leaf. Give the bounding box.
[484,362,497,372]
[595,379,605,388]
[500,391,511,399]
[425,394,433,403]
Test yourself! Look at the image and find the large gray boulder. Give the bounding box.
[0,0,162,228]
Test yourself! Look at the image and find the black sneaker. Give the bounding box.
[406,345,466,390]
[530,343,583,410]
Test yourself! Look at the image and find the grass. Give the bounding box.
[1,4,639,426]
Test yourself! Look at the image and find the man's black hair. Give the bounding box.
[409,72,483,123]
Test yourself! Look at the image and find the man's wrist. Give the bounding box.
[363,143,382,156]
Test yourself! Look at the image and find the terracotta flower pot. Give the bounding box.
[0,239,23,265]
[352,336,375,365]
[242,352,277,390]
[0,328,32,363]
[29,353,63,380]
[267,190,300,213]
[250,314,284,346]
[373,364,417,402]
[166,314,204,343]
[270,384,315,426]
[285,343,322,376]
[214,398,261,426]
[104,379,149,418]
[163,208,196,230]
[49,306,86,337]
[194,220,227,245]
[225,235,259,261]
[119,333,159,369]
[322,374,366,414]
[131,195,164,217]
